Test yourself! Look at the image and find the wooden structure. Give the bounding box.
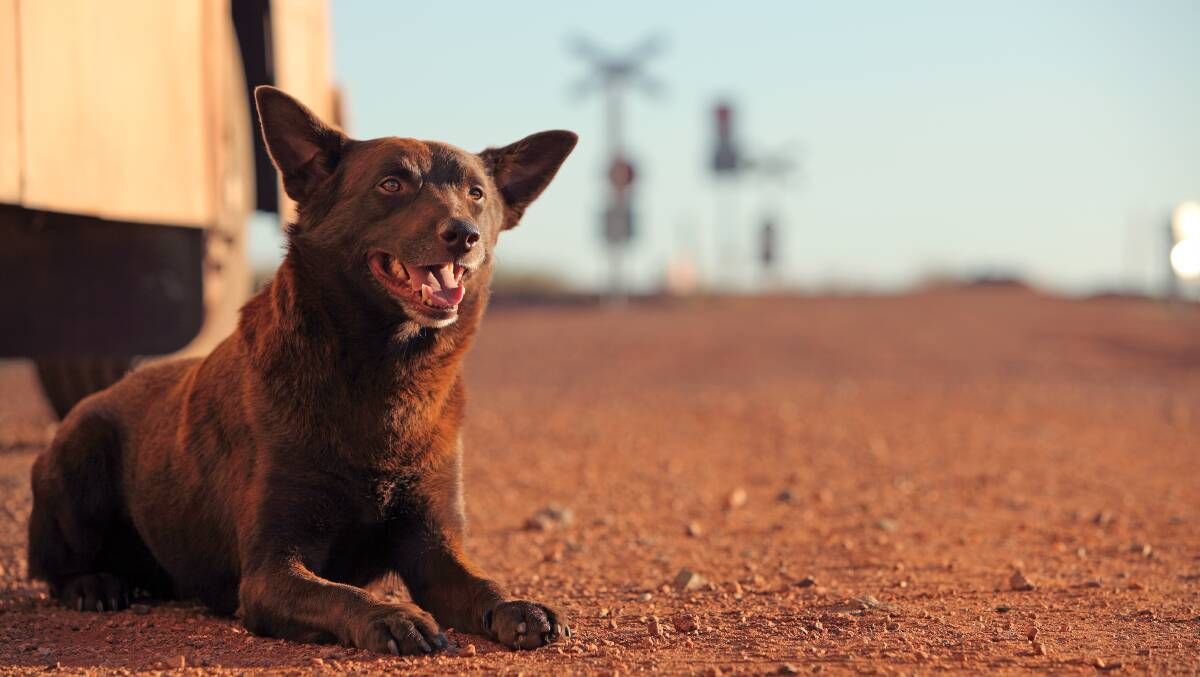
[0,0,337,416]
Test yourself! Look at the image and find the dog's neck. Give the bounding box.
[238,248,488,462]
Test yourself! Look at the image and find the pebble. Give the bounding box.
[647,616,663,637]
[673,568,706,592]
[777,664,800,674]
[1009,570,1035,592]
[672,613,698,633]
[525,505,573,531]
[725,488,748,510]
[776,488,797,503]
[686,521,704,537]
[462,643,477,657]
[796,576,816,588]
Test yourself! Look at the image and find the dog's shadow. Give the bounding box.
[0,576,512,670]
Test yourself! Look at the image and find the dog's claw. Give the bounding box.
[435,633,448,650]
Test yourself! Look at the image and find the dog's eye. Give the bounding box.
[379,177,402,193]
[468,186,485,201]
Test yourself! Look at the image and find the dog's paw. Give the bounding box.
[59,573,130,612]
[486,600,570,650]
[354,603,448,656]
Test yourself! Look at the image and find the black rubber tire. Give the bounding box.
[34,358,133,420]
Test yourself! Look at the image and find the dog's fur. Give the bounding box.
[26,87,577,654]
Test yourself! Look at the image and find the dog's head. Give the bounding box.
[254,86,576,329]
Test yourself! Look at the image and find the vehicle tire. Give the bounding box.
[34,358,132,420]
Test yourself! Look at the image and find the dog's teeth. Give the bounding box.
[420,284,432,303]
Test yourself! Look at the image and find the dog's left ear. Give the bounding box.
[480,131,578,229]
[254,85,347,204]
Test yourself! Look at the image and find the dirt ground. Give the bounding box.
[0,286,1198,675]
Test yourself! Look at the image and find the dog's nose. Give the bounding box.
[438,219,480,255]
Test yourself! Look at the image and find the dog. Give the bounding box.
[26,86,577,655]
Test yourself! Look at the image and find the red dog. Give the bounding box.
[28,86,577,654]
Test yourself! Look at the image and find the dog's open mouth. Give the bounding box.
[368,251,467,319]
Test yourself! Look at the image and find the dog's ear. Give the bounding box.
[254,86,347,203]
[480,131,577,229]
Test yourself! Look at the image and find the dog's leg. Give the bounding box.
[237,495,449,656]
[395,527,569,650]
[239,557,448,655]
[27,411,132,612]
[393,450,570,650]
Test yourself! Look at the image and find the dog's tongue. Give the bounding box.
[413,263,465,307]
[430,284,465,306]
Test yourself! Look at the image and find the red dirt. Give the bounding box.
[1,287,1198,674]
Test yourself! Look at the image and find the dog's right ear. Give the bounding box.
[254,86,346,203]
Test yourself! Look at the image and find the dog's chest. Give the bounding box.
[367,473,415,519]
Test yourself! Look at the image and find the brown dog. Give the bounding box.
[26,86,577,655]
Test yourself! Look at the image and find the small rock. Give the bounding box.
[639,592,653,602]
[647,616,663,637]
[462,643,477,657]
[524,505,573,531]
[672,613,698,633]
[131,603,151,615]
[1093,657,1122,671]
[673,568,706,592]
[795,576,816,588]
[776,488,797,503]
[876,518,898,533]
[777,664,800,675]
[886,622,899,631]
[686,521,703,537]
[725,488,747,510]
[1130,543,1152,557]
[1009,570,1036,592]
[995,605,1011,613]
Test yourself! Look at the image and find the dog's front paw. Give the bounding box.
[486,600,570,650]
[59,573,130,612]
[353,603,448,656]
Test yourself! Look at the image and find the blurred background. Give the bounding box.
[0,0,1198,422]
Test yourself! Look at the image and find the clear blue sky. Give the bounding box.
[329,1,1200,293]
